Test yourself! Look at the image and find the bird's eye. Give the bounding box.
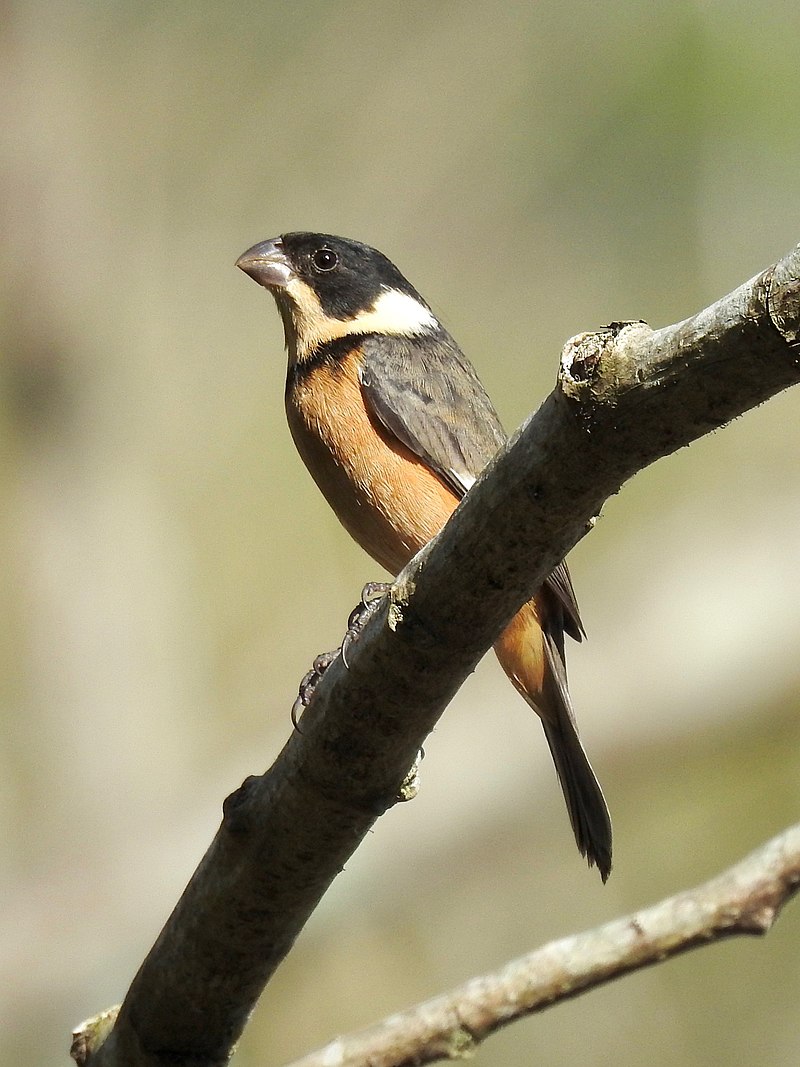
[311,247,339,272]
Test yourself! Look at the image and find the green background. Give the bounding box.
[2,2,800,1064]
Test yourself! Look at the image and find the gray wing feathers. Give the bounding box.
[547,560,585,641]
[359,332,584,636]
[359,333,505,498]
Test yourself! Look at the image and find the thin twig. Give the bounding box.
[286,824,800,1067]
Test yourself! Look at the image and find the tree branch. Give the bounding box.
[284,823,800,1067]
[75,245,800,1067]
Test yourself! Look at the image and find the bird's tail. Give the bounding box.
[494,599,612,882]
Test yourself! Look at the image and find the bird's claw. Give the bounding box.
[291,650,338,728]
[341,582,392,666]
[291,582,392,727]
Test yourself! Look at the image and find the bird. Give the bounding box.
[236,232,612,881]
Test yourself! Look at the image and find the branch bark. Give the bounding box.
[75,245,800,1067]
[284,823,800,1067]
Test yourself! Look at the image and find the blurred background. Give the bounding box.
[3,2,800,1064]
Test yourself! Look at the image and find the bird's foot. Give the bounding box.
[291,582,392,728]
[341,581,392,666]
[291,650,339,728]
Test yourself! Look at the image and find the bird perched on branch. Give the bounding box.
[237,232,612,880]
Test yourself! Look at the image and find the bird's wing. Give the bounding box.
[547,560,585,642]
[359,332,584,638]
[359,333,505,498]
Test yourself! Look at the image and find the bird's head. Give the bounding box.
[236,232,438,361]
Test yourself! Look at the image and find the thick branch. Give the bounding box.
[285,823,800,1067]
[78,245,800,1067]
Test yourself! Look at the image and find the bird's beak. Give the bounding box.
[236,238,294,289]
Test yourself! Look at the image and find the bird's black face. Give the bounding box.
[278,233,424,320]
[237,232,438,361]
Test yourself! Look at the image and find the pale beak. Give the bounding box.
[236,237,294,289]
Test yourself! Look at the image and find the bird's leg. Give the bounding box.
[291,581,392,727]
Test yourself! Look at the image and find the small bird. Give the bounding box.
[237,232,612,880]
